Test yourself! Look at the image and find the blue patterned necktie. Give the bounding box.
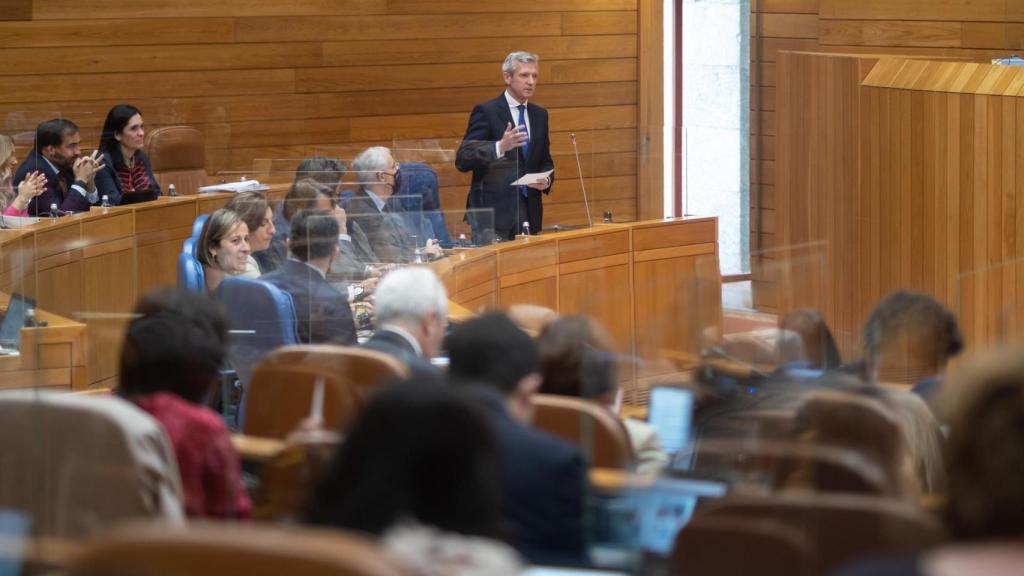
[517,103,530,198]
[517,104,530,159]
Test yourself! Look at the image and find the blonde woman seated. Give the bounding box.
[224,191,275,278]
[197,208,250,293]
[538,315,669,474]
[0,134,46,217]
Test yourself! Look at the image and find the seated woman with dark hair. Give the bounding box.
[95,104,161,205]
[117,288,251,519]
[306,383,521,575]
[197,208,250,293]
[538,315,669,474]
[224,191,275,278]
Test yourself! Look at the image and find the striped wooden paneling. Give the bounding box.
[750,0,1024,312]
[0,0,642,233]
[776,53,1024,358]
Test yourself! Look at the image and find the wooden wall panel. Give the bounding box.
[777,53,1024,361]
[750,0,1024,312]
[1,1,644,239]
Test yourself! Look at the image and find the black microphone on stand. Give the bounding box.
[570,133,594,228]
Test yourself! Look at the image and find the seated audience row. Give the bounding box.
[5,106,159,216]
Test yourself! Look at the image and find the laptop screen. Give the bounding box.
[630,478,727,555]
[0,293,35,349]
[647,386,694,455]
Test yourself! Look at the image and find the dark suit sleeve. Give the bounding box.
[308,283,357,346]
[94,162,123,206]
[455,104,499,173]
[19,164,90,215]
[549,449,586,563]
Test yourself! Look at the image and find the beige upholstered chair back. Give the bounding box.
[0,390,184,539]
[145,126,207,195]
[70,522,411,576]
[530,393,636,469]
[243,345,409,439]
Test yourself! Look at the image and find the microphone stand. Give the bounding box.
[570,133,594,228]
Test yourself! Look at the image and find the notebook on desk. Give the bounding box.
[0,293,35,351]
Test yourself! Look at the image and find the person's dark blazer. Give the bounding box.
[327,221,379,282]
[13,152,90,215]
[455,93,554,237]
[261,259,356,346]
[362,328,440,383]
[462,385,586,566]
[94,149,161,206]
[345,189,413,263]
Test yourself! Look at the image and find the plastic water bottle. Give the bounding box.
[101,195,110,209]
[168,184,177,197]
[24,307,38,328]
[458,233,467,248]
[49,203,58,217]
[522,222,531,237]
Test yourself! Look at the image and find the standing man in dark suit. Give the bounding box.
[447,313,586,566]
[456,51,554,241]
[261,209,357,346]
[13,118,104,216]
[362,267,447,381]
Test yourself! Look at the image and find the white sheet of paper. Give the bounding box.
[511,169,553,186]
[310,376,325,421]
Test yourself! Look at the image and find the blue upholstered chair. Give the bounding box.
[176,214,210,293]
[215,276,300,426]
[176,250,205,294]
[391,162,452,247]
[189,213,209,247]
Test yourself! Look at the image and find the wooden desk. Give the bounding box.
[5,196,720,397]
[1,195,229,389]
[432,217,721,402]
[0,292,86,391]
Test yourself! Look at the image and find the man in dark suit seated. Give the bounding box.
[447,313,587,566]
[347,146,442,263]
[261,209,357,346]
[362,267,446,381]
[13,118,104,216]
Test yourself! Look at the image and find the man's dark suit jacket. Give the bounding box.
[362,328,439,383]
[261,259,356,346]
[455,93,554,237]
[345,188,413,263]
[256,203,377,278]
[463,385,586,566]
[13,152,90,216]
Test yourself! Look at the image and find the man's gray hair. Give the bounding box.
[502,51,539,75]
[350,146,393,186]
[374,267,448,325]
